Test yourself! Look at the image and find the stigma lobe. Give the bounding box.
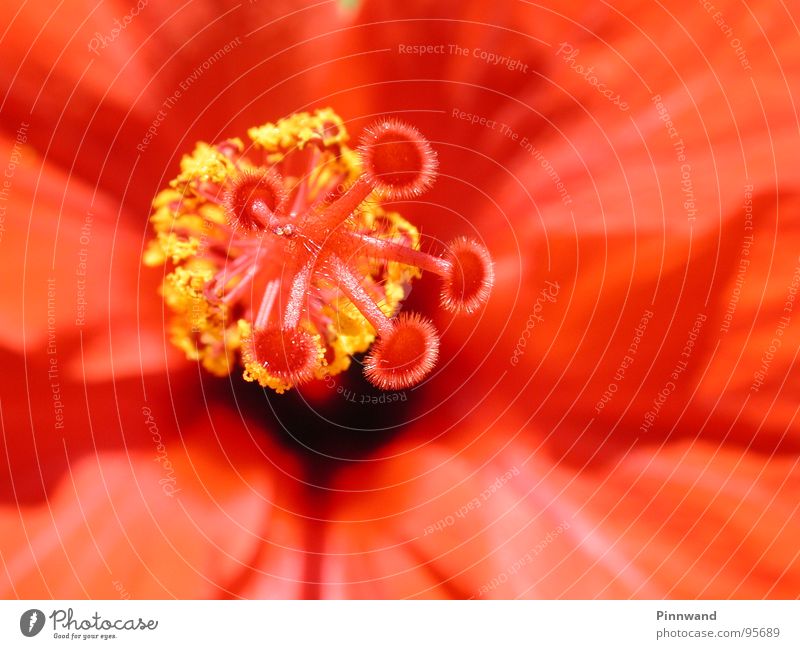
[225,169,287,233]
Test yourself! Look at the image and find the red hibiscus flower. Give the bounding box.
[1,0,798,599]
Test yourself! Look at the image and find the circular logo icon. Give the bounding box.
[20,609,45,637]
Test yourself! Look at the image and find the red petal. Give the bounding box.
[1,0,354,216]
[0,136,176,386]
[0,406,307,598]
[322,422,800,598]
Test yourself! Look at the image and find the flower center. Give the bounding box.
[144,108,493,393]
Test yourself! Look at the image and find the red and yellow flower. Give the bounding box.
[0,0,798,598]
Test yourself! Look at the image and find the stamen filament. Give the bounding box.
[328,254,393,337]
[307,172,348,212]
[251,199,279,230]
[281,257,316,330]
[221,264,258,305]
[315,175,373,232]
[206,251,256,301]
[343,231,452,276]
[254,279,280,329]
[193,185,225,205]
[290,148,321,215]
